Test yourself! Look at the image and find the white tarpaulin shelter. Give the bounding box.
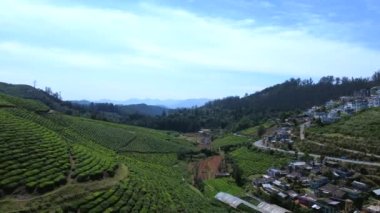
[215,192,261,211]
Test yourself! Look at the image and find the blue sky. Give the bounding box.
[1,0,380,100]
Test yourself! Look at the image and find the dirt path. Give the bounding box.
[300,123,305,140]
[197,156,223,180]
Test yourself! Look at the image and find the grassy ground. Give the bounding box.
[239,121,275,138]
[230,147,291,177]
[204,178,245,199]
[212,134,250,149]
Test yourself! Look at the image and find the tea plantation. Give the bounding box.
[64,157,225,212]
[301,108,380,157]
[54,115,195,153]
[0,109,70,194]
[0,93,227,212]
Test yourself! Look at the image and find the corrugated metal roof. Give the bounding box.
[214,192,261,212]
[257,202,290,213]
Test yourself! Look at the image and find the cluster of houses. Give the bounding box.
[263,126,294,145]
[305,86,380,124]
[253,160,380,212]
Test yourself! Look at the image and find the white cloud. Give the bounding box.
[0,0,380,99]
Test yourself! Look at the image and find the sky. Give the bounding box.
[1,0,380,100]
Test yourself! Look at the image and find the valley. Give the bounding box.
[1,77,380,213]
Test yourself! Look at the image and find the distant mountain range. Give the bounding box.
[76,98,211,109]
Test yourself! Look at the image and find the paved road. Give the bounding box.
[253,140,380,167]
[299,121,311,141]
[305,140,380,159]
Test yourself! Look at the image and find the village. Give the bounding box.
[260,86,380,150]
[253,86,380,212]
[215,86,380,213]
[306,86,380,125]
[252,159,380,213]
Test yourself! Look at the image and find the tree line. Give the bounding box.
[124,71,380,132]
[4,71,379,133]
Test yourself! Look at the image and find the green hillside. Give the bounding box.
[0,96,13,107]
[63,116,194,153]
[301,108,380,157]
[0,93,49,112]
[0,109,70,194]
[230,147,291,178]
[0,94,224,212]
[0,107,119,195]
[0,82,67,111]
[312,108,380,140]
[212,134,250,149]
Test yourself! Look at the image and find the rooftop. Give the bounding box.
[373,188,380,196]
[257,202,291,213]
[215,192,261,211]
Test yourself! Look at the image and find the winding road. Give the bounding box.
[252,139,380,167]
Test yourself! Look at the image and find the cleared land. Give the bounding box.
[230,147,291,177]
[196,156,223,180]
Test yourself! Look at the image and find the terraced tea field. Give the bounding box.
[0,109,70,194]
[0,93,49,112]
[0,93,221,212]
[62,116,195,153]
[71,144,118,182]
[0,96,14,107]
[306,108,380,156]
[66,161,220,213]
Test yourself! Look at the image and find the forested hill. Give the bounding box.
[1,71,380,132]
[0,82,167,118]
[0,82,67,111]
[136,72,380,132]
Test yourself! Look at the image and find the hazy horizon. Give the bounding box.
[1,0,380,100]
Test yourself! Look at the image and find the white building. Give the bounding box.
[369,96,380,108]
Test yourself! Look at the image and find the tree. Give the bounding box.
[372,71,380,82]
[45,87,52,95]
[257,125,266,138]
[319,76,334,85]
[232,163,244,186]
[176,149,188,160]
[236,117,251,131]
[194,178,204,192]
[335,77,341,85]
